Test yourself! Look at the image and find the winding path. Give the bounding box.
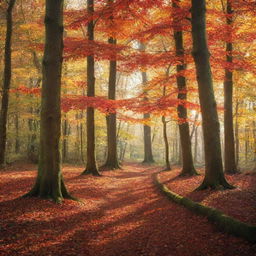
[0,163,255,256]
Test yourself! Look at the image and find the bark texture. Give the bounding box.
[24,0,72,202]
[0,0,16,166]
[141,72,154,164]
[191,0,233,189]
[224,1,237,174]
[162,116,171,170]
[173,0,197,176]
[102,32,120,169]
[82,0,100,176]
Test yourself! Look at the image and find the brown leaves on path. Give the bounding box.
[0,163,256,256]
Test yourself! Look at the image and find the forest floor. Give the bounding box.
[0,163,256,256]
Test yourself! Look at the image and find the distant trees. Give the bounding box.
[0,0,16,166]
[24,0,73,202]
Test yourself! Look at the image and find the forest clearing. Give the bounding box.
[1,0,256,255]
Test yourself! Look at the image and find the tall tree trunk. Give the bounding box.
[162,116,171,170]
[194,126,198,164]
[224,0,237,174]
[191,0,233,189]
[80,122,84,163]
[0,0,16,166]
[162,67,171,170]
[102,37,120,169]
[173,0,197,176]
[62,117,68,162]
[15,111,20,154]
[24,0,73,202]
[234,100,239,168]
[82,0,100,176]
[139,43,154,164]
[141,74,154,164]
[245,127,249,165]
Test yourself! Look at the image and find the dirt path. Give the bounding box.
[0,163,255,256]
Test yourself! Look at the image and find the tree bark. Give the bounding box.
[191,0,233,189]
[15,111,20,154]
[82,0,100,176]
[234,100,239,167]
[141,73,154,164]
[194,126,198,163]
[224,0,237,174]
[173,0,197,176]
[62,117,68,162]
[102,36,120,169]
[139,43,154,164]
[162,116,171,170]
[161,67,171,170]
[24,0,73,202]
[0,0,16,166]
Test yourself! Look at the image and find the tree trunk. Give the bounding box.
[162,116,171,170]
[161,67,171,170]
[224,0,237,174]
[141,73,154,163]
[191,0,233,189]
[194,126,198,164]
[102,36,120,169]
[82,0,100,176]
[173,0,197,176]
[234,100,239,168]
[62,117,68,162]
[0,0,16,166]
[245,127,249,165]
[15,111,20,154]
[139,43,154,164]
[24,0,73,202]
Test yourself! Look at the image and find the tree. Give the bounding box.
[191,0,233,189]
[102,0,120,170]
[81,0,100,176]
[140,43,154,164]
[0,0,16,166]
[162,67,171,170]
[223,0,237,173]
[24,0,73,202]
[141,71,155,164]
[172,0,197,176]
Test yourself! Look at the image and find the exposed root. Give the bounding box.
[81,169,101,176]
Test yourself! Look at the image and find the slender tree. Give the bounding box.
[0,0,16,166]
[141,71,154,164]
[103,37,120,169]
[191,0,233,189]
[102,0,120,170]
[81,0,100,176]
[223,0,237,173]
[162,66,171,170]
[24,0,73,202]
[172,0,197,176]
[140,43,154,164]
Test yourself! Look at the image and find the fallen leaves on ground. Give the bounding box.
[158,168,256,225]
[0,163,255,256]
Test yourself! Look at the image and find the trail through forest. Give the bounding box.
[0,163,255,256]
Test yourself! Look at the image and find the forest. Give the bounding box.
[0,0,256,255]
